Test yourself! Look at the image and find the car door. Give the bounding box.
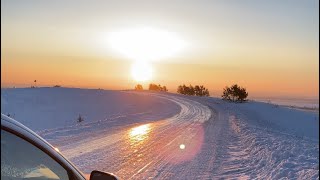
[1,129,79,180]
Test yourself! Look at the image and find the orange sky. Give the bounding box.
[2,53,318,98]
[1,0,319,98]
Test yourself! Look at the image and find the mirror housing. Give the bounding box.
[90,170,118,180]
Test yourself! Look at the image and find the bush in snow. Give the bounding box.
[134,84,143,90]
[194,85,210,96]
[77,114,84,123]
[177,84,194,95]
[222,84,248,102]
[149,83,168,92]
[177,84,209,96]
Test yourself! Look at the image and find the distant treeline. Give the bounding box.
[134,83,248,102]
[134,83,168,92]
[177,84,209,97]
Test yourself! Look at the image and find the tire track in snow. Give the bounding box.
[55,92,212,179]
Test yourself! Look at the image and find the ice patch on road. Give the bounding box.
[60,92,212,162]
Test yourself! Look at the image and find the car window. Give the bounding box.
[1,129,69,180]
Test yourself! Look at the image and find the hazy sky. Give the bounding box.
[1,0,319,98]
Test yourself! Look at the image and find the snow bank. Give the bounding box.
[1,88,180,132]
[234,101,319,140]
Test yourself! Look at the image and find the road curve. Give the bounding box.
[51,92,215,179]
[4,89,318,179]
[38,92,319,179]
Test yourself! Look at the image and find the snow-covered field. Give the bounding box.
[1,88,319,179]
[251,97,319,109]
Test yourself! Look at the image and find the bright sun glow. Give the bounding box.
[131,61,153,82]
[108,27,186,61]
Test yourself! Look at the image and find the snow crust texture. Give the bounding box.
[1,88,319,179]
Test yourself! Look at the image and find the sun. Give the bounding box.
[108,27,186,61]
[107,27,186,82]
[131,61,153,82]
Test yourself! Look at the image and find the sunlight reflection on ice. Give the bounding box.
[129,124,151,143]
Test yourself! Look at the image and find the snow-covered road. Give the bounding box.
[43,92,217,179]
[1,88,318,179]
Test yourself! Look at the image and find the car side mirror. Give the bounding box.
[90,170,118,180]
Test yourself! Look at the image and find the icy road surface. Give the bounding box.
[1,88,318,179]
[38,92,318,179]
